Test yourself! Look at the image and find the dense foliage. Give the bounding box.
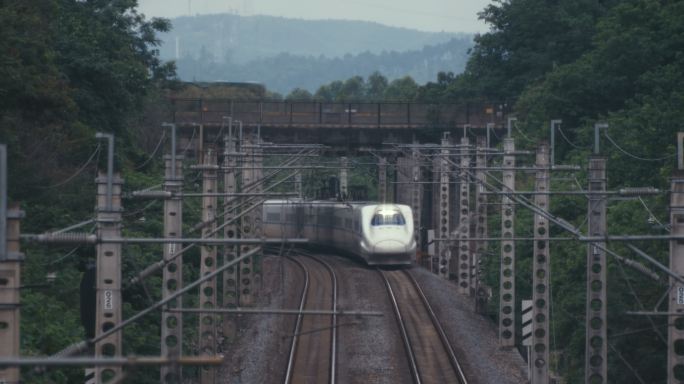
[438,0,684,382]
[0,1,177,382]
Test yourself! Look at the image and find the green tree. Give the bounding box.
[366,71,388,101]
[384,76,419,101]
[285,88,313,101]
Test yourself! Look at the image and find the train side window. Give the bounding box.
[344,218,352,229]
[267,212,281,222]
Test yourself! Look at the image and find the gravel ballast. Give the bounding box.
[410,266,529,384]
[215,253,528,384]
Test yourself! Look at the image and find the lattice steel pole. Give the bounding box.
[585,156,607,383]
[531,142,550,384]
[222,130,239,342]
[161,155,184,384]
[499,137,516,346]
[437,133,451,278]
[94,171,123,383]
[474,136,488,311]
[199,149,218,384]
[668,132,684,384]
[378,157,387,203]
[0,144,22,384]
[457,137,471,294]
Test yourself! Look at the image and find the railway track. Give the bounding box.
[380,268,468,384]
[284,252,338,384]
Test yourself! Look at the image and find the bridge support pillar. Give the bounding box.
[499,138,516,346]
[161,155,184,383]
[585,156,607,384]
[531,142,550,384]
[199,149,218,384]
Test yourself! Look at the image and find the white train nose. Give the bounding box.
[372,239,406,254]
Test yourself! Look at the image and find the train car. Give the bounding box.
[262,199,416,266]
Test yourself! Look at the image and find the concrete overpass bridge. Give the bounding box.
[170,98,511,148]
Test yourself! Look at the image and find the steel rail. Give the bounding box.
[284,256,309,384]
[378,269,422,384]
[300,252,338,384]
[404,271,468,384]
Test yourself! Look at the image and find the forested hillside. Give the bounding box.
[158,14,462,63]
[176,37,472,94]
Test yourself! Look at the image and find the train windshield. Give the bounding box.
[371,212,406,226]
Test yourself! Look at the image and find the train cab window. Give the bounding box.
[267,212,281,222]
[371,212,406,226]
[344,218,352,229]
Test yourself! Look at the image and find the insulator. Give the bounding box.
[132,190,172,199]
[37,232,96,244]
[551,165,582,171]
[618,187,660,196]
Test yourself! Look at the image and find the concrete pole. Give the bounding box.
[238,136,258,307]
[222,130,239,342]
[457,137,471,295]
[0,203,22,384]
[199,150,218,384]
[437,133,451,279]
[474,136,488,312]
[668,132,684,384]
[339,156,348,200]
[378,157,387,203]
[531,143,550,384]
[499,138,516,346]
[161,155,184,384]
[94,171,123,383]
[585,156,607,384]
[411,144,422,264]
[0,144,20,384]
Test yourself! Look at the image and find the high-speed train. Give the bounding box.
[263,200,416,265]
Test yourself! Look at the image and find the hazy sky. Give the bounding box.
[137,0,493,33]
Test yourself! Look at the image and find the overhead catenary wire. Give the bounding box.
[557,125,589,149]
[513,122,538,143]
[638,196,670,231]
[604,131,675,161]
[41,143,101,189]
[134,130,167,170]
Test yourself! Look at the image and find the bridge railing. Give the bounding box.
[170,99,510,128]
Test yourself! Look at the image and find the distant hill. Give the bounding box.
[174,37,474,94]
[158,14,467,64]
[159,14,474,94]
